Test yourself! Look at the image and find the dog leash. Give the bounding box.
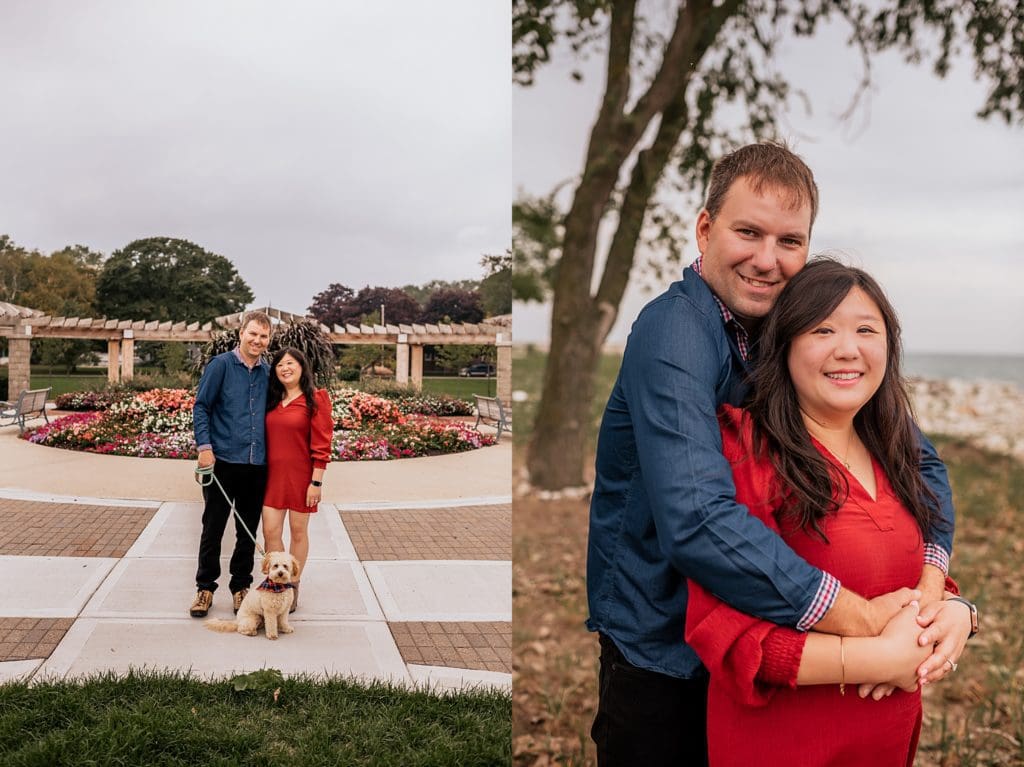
[194,464,266,557]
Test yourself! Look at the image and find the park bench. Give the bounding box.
[0,387,52,434]
[473,394,512,441]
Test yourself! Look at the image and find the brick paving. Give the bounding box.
[0,495,511,683]
[341,505,511,560]
[0,498,155,557]
[388,621,512,673]
[0,618,75,661]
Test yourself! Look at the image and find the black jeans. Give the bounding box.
[195,461,266,594]
[592,633,709,767]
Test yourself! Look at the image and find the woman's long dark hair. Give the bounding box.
[267,347,318,418]
[746,258,941,541]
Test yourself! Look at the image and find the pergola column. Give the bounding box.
[120,331,135,381]
[107,339,121,383]
[410,345,424,391]
[7,329,32,398]
[496,333,512,405]
[396,338,410,385]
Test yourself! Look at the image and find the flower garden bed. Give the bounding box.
[25,387,495,460]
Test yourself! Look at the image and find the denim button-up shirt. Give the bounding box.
[193,348,270,465]
[586,268,955,679]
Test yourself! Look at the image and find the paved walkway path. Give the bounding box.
[0,423,511,692]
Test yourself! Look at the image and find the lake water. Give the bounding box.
[903,352,1024,388]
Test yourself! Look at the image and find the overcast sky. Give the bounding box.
[514,15,1024,356]
[0,1,510,314]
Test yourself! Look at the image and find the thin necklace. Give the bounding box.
[800,408,855,469]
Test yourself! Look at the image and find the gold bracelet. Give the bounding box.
[839,636,846,696]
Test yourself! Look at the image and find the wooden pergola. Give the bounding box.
[0,304,512,403]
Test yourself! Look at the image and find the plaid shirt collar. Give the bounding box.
[256,578,295,593]
[690,257,751,362]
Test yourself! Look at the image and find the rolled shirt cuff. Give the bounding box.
[923,543,950,574]
[796,572,841,632]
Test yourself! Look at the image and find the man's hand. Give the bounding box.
[814,586,920,637]
[864,587,922,636]
[197,449,215,469]
[915,597,971,685]
[915,564,946,607]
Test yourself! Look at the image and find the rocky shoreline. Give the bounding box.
[908,377,1024,463]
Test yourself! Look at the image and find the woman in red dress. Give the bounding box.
[686,260,973,766]
[262,347,333,612]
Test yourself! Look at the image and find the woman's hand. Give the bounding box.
[915,598,971,685]
[306,483,322,508]
[877,602,932,692]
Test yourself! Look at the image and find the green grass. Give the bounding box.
[0,670,511,766]
[0,366,168,399]
[420,377,498,399]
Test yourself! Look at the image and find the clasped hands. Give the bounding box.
[858,587,971,700]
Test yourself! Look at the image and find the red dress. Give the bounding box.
[686,405,926,767]
[264,389,333,513]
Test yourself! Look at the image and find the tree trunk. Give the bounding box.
[526,301,605,489]
[525,0,737,491]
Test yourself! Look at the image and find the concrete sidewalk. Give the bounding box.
[0,424,511,692]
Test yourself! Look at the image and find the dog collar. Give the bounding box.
[256,578,295,593]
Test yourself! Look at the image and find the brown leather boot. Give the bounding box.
[189,589,213,618]
[232,588,249,614]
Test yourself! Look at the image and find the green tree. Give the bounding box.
[336,344,397,380]
[97,237,252,323]
[434,343,496,373]
[0,240,105,371]
[479,252,512,316]
[515,0,1023,490]
[0,235,31,305]
[420,288,485,324]
[401,279,481,305]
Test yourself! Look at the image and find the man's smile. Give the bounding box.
[738,274,778,289]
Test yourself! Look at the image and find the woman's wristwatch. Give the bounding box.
[311,480,323,487]
[946,596,979,638]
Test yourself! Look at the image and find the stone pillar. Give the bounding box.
[496,334,512,406]
[396,340,410,385]
[120,332,135,381]
[410,345,424,391]
[7,331,32,398]
[107,339,121,383]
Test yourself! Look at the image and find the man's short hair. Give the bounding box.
[704,141,819,229]
[241,310,272,331]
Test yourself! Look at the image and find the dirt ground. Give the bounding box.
[513,492,598,766]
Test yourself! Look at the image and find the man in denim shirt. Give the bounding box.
[587,143,966,765]
[189,311,272,618]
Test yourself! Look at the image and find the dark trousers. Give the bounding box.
[195,461,266,594]
[592,633,710,767]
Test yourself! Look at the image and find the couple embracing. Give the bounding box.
[588,143,978,766]
[187,310,334,619]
